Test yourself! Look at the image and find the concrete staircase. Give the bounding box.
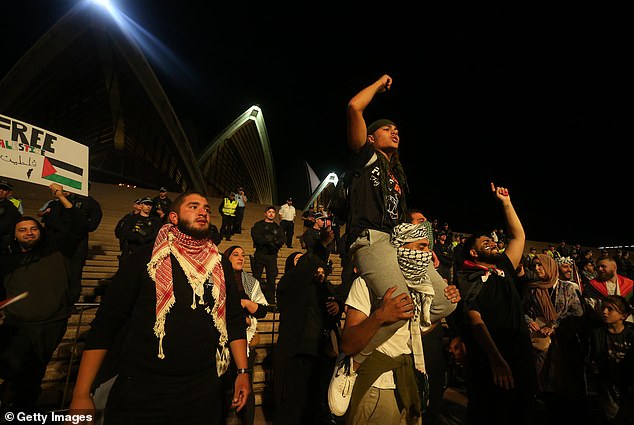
[11,180,343,423]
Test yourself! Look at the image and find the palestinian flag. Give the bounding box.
[41,157,83,190]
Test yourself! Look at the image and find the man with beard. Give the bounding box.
[70,192,250,425]
[0,183,88,411]
[556,256,582,294]
[455,183,537,425]
[584,257,633,322]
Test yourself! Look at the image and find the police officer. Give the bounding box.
[218,193,238,241]
[151,186,172,223]
[0,180,21,254]
[118,197,161,262]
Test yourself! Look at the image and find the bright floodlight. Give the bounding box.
[87,0,199,88]
[91,0,117,15]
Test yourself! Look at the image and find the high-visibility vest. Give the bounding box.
[222,198,238,216]
[9,197,23,214]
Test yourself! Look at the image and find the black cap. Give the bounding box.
[138,197,154,205]
[313,212,328,221]
[367,119,396,135]
[159,187,167,192]
[0,180,13,190]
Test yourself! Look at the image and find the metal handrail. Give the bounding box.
[60,302,101,408]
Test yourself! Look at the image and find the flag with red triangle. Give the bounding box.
[41,156,83,190]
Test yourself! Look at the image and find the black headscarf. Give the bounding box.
[284,251,304,274]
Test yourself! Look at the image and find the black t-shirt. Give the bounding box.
[347,143,404,244]
[461,255,527,336]
[457,254,537,395]
[86,247,246,378]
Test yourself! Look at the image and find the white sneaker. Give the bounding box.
[328,354,357,416]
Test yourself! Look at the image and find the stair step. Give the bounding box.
[82,265,119,273]
[81,271,117,280]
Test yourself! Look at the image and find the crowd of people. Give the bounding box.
[1,74,633,425]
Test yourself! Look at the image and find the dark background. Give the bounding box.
[2,1,631,247]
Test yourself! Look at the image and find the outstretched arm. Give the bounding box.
[467,309,514,390]
[347,74,393,153]
[491,182,525,269]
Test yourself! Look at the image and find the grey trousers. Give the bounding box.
[350,229,455,358]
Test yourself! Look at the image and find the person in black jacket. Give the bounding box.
[0,179,21,254]
[114,198,142,250]
[117,197,161,263]
[274,237,337,425]
[301,212,331,258]
[69,192,250,424]
[151,187,172,224]
[42,185,103,303]
[250,206,285,304]
[0,183,88,411]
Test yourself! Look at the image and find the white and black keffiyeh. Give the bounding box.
[391,222,434,292]
[556,256,574,265]
[241,272,268,355]
[391,223,435,372]
[391,222,430,248]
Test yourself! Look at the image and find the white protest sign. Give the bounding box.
[0,114,89,196]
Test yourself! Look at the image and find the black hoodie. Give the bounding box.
[1,208,88,324]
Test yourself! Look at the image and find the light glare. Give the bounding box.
[91,0,117,15]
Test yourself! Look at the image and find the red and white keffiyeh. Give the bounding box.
[147,223,227,363]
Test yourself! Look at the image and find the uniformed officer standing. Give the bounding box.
[118,197,161,262]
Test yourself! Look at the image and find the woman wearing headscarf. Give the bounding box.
[274,243,335,425]
[283,251,304,275]
[220,245,268,425]
[524,253,585,423]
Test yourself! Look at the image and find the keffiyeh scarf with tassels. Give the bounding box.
[391,222,433,374]
[147,223,229,373]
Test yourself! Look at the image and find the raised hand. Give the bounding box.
[375,74,393,93]
[490,182,510,203]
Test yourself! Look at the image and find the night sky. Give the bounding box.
[2,1,631,248]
